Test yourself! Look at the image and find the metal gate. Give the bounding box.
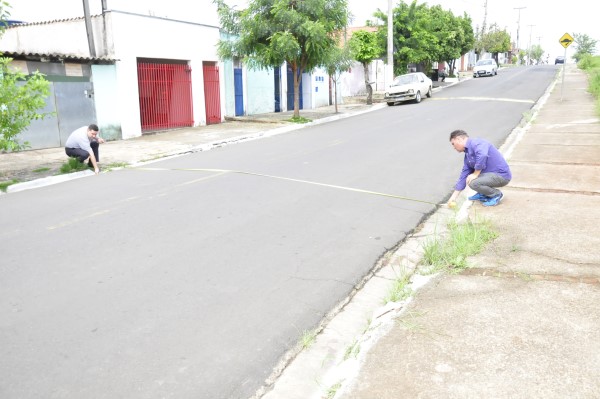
[203,63,221,124]
[234,68,244,116]
[137,61,194,131]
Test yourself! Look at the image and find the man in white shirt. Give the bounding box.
[64,124,105,175]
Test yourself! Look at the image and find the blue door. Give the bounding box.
[286,66,303,110]
[274,66,281,112]
[234,68,244,116]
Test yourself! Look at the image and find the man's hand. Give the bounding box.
[466,171,481,185]
[97,137,105,144]
[94,167,100,175]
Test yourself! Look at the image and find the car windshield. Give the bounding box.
[392,74,417,85]
[476,60,493,66]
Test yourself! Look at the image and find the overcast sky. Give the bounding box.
[7,0,598,60]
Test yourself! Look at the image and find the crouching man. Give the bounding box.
[65,124,105,175]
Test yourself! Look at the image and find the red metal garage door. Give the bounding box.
[203,63,221,125]
[138,61,194,131]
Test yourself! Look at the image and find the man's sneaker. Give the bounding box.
[482,192,504,207]
[468,192,490,202]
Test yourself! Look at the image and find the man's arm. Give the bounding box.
[88,150,100,174]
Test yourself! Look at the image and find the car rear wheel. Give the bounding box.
[415,91,422,103]
[426,86,432,98]
[387,102,395,106]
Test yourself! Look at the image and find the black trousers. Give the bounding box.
[65,141,100,164]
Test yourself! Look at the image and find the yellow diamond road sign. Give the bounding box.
[559,33,574,48]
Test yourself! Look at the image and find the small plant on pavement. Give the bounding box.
[0,179,18,192]
[300,329,317,349]
[288,116,312,124]
[59,158,90,174]
[421,217,497,273]
[383,274,412,304]
[325,380,343,399]
[343,339,360,361]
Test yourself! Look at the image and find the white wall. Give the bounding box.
[106,11,221,138]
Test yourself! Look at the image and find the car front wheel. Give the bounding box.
[387,101,395,106]
[415,91,422,103]
[426,86,432,98]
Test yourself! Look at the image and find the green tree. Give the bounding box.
[479,24,511,65]
[348,30,382,105]
[213,0,349,118]
[572,33,597,62]
[0,1,52,151]
[373,1,473,76]
[0,58,52,151]
[529,44,544,64]
[323,43,353,113]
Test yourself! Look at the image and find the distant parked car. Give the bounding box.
[384,72,432,105]
[555,56,565,64]
[473,59,498,78]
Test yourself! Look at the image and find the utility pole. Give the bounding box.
[513,7,526,64]
[387,0,393,86]
[82,0,96,57]
[527,24,535,65]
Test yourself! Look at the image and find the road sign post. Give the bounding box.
[559,33,574,101]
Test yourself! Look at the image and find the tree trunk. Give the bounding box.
[333,78,338,113]
[363,62,372,105]
[292,64,301,118]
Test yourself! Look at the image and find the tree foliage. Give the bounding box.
[0,58,52,151]
[1,2,52,152]
[323,44,353,112]
[373,1,474,75]
[478,24,511,64]
[213,0,349,118]
[573,33,598,62]
[529,44,544,64]
[348,29,382,104]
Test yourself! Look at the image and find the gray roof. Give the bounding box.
[2,51,117,64]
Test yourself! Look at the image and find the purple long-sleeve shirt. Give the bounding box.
[454,137,512,191]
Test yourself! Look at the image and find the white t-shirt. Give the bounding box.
[65,126,92,152]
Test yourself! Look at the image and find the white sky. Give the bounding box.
[7,0,599,60]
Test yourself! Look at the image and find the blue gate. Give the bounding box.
[234,68,244,116]
[274,66,281,112]
[286,65,303,110]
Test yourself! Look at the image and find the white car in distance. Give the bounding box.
[385,72,433,106]
[473,59,498,77]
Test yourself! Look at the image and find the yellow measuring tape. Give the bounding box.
[136,167,440,206]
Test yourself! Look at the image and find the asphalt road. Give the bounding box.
[0,65,558,398]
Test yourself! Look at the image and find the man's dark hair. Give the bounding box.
[449,129,468,141]
[88,124,99,132]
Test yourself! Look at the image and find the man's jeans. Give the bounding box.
[469,172,510,197]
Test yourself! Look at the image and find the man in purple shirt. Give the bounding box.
[447,129,512,207]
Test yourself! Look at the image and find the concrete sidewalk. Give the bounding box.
[258,64,600,399]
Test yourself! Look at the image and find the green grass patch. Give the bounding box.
[300,329,317,350]
[422,218,498,273]
[343,339,361,361]
[103,162,129,171]
[383,275,412,304]
[325,381,343,399]
[32,167,51,173]
[59,158,91,174]
[288,116,312,124]
[578,55,600,116]
[0,179,19,192]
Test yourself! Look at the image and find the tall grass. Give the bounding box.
[578,55,600,115]
[422,218,498,273]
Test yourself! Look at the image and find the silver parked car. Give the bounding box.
[385,72,433,105]
[473,59,498,77]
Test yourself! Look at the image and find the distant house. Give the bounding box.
[1,6,337,149]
